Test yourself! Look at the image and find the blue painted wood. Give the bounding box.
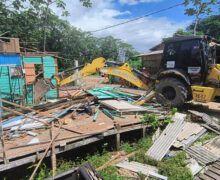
[2,116,24,125]
[48,105,75,123]
[0,54,21,66]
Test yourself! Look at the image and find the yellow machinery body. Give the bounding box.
[191,64,220,102]
[37,58,220,105]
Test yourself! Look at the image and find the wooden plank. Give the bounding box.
[146,113,186,161]
[99,100,148,112]
[50,122,56,177]
[0,123,145,172]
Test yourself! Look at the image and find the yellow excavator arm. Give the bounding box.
[54,57,150,90]
[54,57,106,86]
[34,57,153,103]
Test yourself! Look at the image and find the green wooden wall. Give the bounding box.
[0,56,57,104]
[0,66,24,103]
[22,56,57,102]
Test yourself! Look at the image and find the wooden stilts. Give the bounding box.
[116,133,120,151]
[142,126,146,138]
[0,91,7,164]
[50,122,56,177]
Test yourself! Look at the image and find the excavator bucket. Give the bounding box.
[34,78,54,104]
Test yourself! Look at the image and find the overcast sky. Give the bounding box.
[54,0,194,53]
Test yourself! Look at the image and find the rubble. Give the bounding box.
[1,82,220,179]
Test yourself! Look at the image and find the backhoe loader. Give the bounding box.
[35,35,220,107]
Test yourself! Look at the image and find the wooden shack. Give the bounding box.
[136,50,163,75]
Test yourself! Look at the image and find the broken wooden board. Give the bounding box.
[99,100,149,112]
[146,112,186,161]
[186,145,219,165]
[173,122,207,150]
[116,161,167,180]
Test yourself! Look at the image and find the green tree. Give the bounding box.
[187,15,220,39]
[184,0,219,35]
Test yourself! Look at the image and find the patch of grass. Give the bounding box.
[158,152,193,180]
[129,151,158,166]
[196,132,217,145]
[141,113,174,130]
[120,137,153,154]
[120,142,137,154]
[140,113,159,129]
[98,166,127,180]
[55,159,77,175]
[86,151,110,168]
[130,151,193,180]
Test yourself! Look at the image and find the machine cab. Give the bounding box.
[160,36,219,85]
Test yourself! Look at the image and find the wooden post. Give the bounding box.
[116,133,120,151]
[50,122,56,177]
[142,126,146,138]
[74,60,79,86]
[0,91,7,164]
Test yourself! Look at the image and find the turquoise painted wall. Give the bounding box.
[0,55,57,104]
[22,56,57,101]
[0,66,24,103]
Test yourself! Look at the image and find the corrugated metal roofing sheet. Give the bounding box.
[186,145,219,165]
[0,53,21,66]
[146,112,186,161]
[197,160,220,180]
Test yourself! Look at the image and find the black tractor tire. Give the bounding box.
[155,77,188,107]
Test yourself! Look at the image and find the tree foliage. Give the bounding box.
[173,15,220,40]
[187,15,220,40]
[0,0,137,71]
[184,0,219,35]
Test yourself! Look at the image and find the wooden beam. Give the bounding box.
[0,106,49,126]
[50,122,56,177]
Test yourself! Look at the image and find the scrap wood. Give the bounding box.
[29,112,67,180]
[96,151,122,170]
[101,108,114,120]
[99,100,149,112]
[201,124,220,135]
[0,106,8,165]
[136,91,155,105]
[188,110,220,133]
[1,104,81,135]
[9,130,110,150]
[93,105,100,122]
[50,122,56,178]
[0,106,49,126]
[108,151,136,167]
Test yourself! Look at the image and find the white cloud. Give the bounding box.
[55,0,190,53]
[119,0,162,6]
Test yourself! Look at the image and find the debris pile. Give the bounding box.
[0,84,220,180]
